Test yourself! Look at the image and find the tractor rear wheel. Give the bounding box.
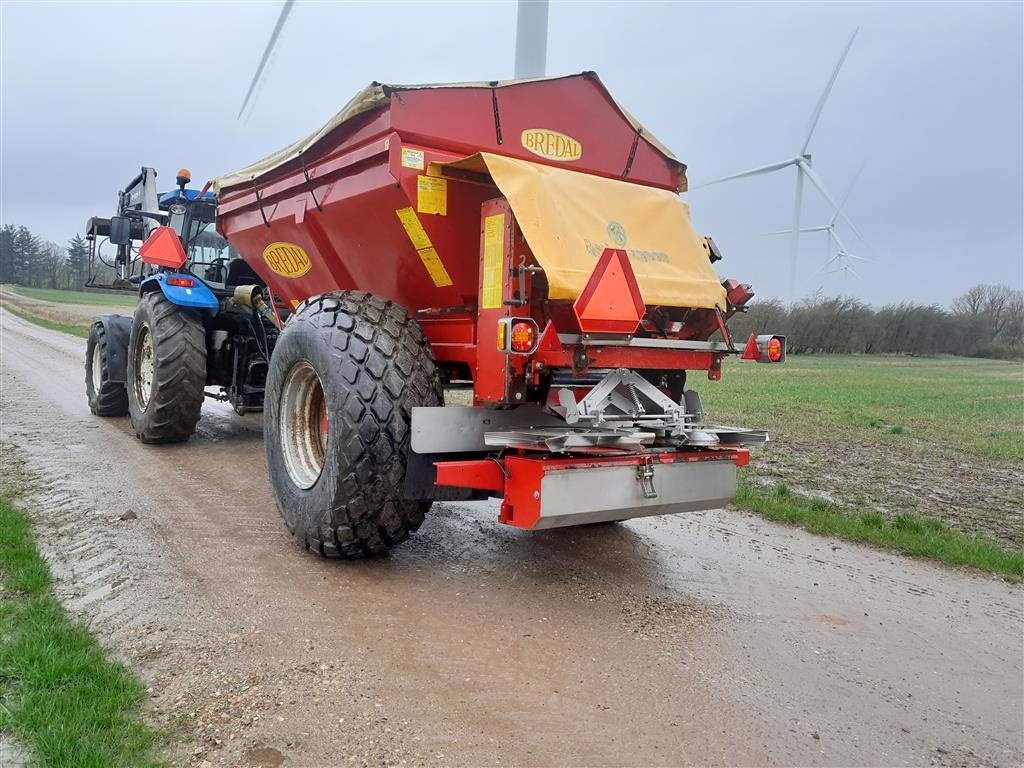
[126,291,206,443]
[264,291,443,558]
[85,321,129,417]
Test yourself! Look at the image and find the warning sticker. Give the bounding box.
[481,213,505,309]
[395,207,453,288]
[416,175,447,215]
[401,147,425,170]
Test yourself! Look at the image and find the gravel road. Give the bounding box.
[1,306,1021,767]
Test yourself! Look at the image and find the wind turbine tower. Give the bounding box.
[515,1,549,79]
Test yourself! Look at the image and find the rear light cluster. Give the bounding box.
[742,334,787,364]
[497,317,540,354]
[166,276,195,288]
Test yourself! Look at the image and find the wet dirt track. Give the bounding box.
[1,306,1021,767]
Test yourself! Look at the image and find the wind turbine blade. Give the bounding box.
[830,161,866,226]
[829,227,848,254]
[801,28,858,154]
[238,0,295,119]
[691,158,798,189]
[765,226,827,235]
[801,163,869,245]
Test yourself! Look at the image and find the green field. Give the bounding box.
[704,355,1024,554]
[14,286,137,307]
[704,355,1024,461]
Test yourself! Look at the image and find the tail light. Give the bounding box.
[742,334,787,364]
[497,317,540,354]
[166,276,195,288]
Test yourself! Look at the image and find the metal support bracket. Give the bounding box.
[636,456,657,499]
[299,154,324,212]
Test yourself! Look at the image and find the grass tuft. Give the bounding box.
[0,496,164,767]
[734,483,1024,579]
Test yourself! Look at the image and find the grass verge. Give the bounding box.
[735,481,1024,579]
[13,286,137,307]
[0,301,90,338]
[0,495,163,767]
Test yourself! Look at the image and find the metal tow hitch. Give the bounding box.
[636,456,658,499]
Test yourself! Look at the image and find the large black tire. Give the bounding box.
[264,291,443,558]
[85,321,128,417]
[126,291,206,444]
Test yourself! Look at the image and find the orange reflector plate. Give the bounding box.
[139,226,187,269]
[572,248,645,334]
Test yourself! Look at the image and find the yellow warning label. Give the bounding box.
[395,207,432,250]
[481,213,505,309]
[395,207,453,288]
[263,242,312,278]
[416,175,447,215]
[401,147,425,170]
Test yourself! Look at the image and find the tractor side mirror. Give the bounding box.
[109,216,132,245]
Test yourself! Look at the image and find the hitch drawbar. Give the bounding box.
[435,449,749,530]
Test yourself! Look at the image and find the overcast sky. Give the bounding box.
[1,0,1021,305]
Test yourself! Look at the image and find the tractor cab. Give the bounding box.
[157,172,256,289]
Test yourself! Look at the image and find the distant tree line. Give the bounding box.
[730,285,1024,360]
[1,222,1021,359]
[0,223,116,290]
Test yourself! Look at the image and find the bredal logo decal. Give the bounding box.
[520,128,583,161]
[263,242,312,278]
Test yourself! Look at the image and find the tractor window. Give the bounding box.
[187,220,235,267]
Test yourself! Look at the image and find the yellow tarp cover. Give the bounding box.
[433,153,725,310]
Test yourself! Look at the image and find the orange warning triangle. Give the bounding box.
[573,248,645,334]
[139,225,187,269]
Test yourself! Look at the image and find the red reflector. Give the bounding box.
[742,334,760,360]
[767,337,783,362]
[510,321,536,352]
[166,276,195,287]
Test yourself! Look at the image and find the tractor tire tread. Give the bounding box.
[86,321,129,416]
[127,291,206,444]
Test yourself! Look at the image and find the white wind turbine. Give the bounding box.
[695,29,864,302]
[766,164,873,279]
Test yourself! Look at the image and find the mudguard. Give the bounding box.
[140,272,219,310]
[94,314,133,383]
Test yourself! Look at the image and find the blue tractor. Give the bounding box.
[84,167,280,440]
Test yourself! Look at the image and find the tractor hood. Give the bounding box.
[429,153,726,310]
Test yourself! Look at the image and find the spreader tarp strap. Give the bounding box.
[432,153,726,310]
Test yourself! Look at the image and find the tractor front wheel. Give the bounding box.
[126,291,206,443]
[264,291,443,558]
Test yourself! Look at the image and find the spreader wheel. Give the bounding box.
[85,321,128,417]
[126,291,206,443]
[264,291,443,558]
